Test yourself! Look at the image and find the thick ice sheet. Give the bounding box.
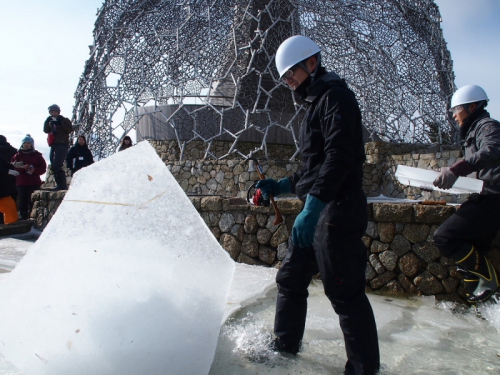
[395,165,483,194]
[223,264,277,323]
[0,142,234,375]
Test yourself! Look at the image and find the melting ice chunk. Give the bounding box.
[0,141,234,375]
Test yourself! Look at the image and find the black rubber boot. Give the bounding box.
[269,337,301,355]
[453,245,500,304]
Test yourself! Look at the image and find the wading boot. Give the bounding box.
[268,337,301,355]
[454,245,500,304]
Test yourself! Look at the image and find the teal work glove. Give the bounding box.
[255,178,291,200]
[292,194,326,248]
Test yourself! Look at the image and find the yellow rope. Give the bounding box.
[65,191,167,208]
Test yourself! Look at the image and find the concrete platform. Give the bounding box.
[0,220,33,237]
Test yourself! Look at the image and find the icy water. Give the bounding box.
[211,280,500,375]
[1,232,500,374]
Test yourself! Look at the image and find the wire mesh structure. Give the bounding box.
[73,0,456,160]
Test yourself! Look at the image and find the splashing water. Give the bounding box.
[211,281,500,375]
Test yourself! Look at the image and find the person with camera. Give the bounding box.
[11,135,46,220]
[43,104,73,190]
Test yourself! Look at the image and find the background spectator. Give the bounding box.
[0,135,19,224]
[0,159,19,225]
[118,136,133,151]
[66,135,94,175]
[11,135,46,220]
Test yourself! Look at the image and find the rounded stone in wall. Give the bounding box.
[244,215,258,234]
[259,245,276,265]
[219,213,235,232]
[427,262,448,279]
[413,270,444,295]
[378,222,395,243]
[381,280,405,294]
[371,241,389,254]
[369,271,396,289]
[412,242,440,263]
[265,216,280,233]
[369,254,385,274]
[442,277,460,293]
[256,214,267,227]
[220,233,241,261]
[399,253,425,278]
[231,224,244,241]
[379,250,398,271]
[257,228,272,245]
[390,234,411,256]
[270,225,289,248]
[365,262,377,281]
[277,242,288,261]
[241,234,259,258]
[403,224,430,244]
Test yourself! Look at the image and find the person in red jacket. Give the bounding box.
[11,135,47,220]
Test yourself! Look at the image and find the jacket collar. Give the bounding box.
[304,72,344,103]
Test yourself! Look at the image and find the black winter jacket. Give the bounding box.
[43,115,73,145]
[0,138,17,197]
[288,72,366,203]
[66,143,94,174]
[0,160,17,199]
[462,110,500,195]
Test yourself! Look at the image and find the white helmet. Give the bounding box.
[275,35,321,78]
[450,85,489,108]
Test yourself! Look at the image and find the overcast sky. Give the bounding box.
[0,0,499,171]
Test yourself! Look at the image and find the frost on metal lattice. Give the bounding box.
[72,0,456,160]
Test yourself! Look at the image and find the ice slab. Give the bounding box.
[223,263,277,323]
[0,141,234,375]
[395,165,483,194]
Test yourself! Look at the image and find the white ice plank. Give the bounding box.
[395,165,483,194]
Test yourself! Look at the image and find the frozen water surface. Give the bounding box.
[1,233,500,374]
[0,163,499,374]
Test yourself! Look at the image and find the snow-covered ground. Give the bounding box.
[0,231,499,374]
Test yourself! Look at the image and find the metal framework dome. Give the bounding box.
[72,0,456,160]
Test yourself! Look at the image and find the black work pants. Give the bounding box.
[275,190,380,375]
[433,194,500,259]
[17,185,38,220]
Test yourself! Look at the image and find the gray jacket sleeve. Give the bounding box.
[466,119,500,171]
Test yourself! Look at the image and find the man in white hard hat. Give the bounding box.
[256,35,380,374]
[433,85,500,304]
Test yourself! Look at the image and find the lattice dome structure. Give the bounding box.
[73,0,456,160]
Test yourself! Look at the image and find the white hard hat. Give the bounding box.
[451,85,489,108]
[275,35,321,78]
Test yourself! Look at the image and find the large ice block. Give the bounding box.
[395,165,483,194]
[0,141,235,375]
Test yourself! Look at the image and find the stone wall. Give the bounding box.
[30,191,500,304]
[31,190,66,229]
[53,141,470,202]
[364,142,468,203]
[148,140,470,202]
